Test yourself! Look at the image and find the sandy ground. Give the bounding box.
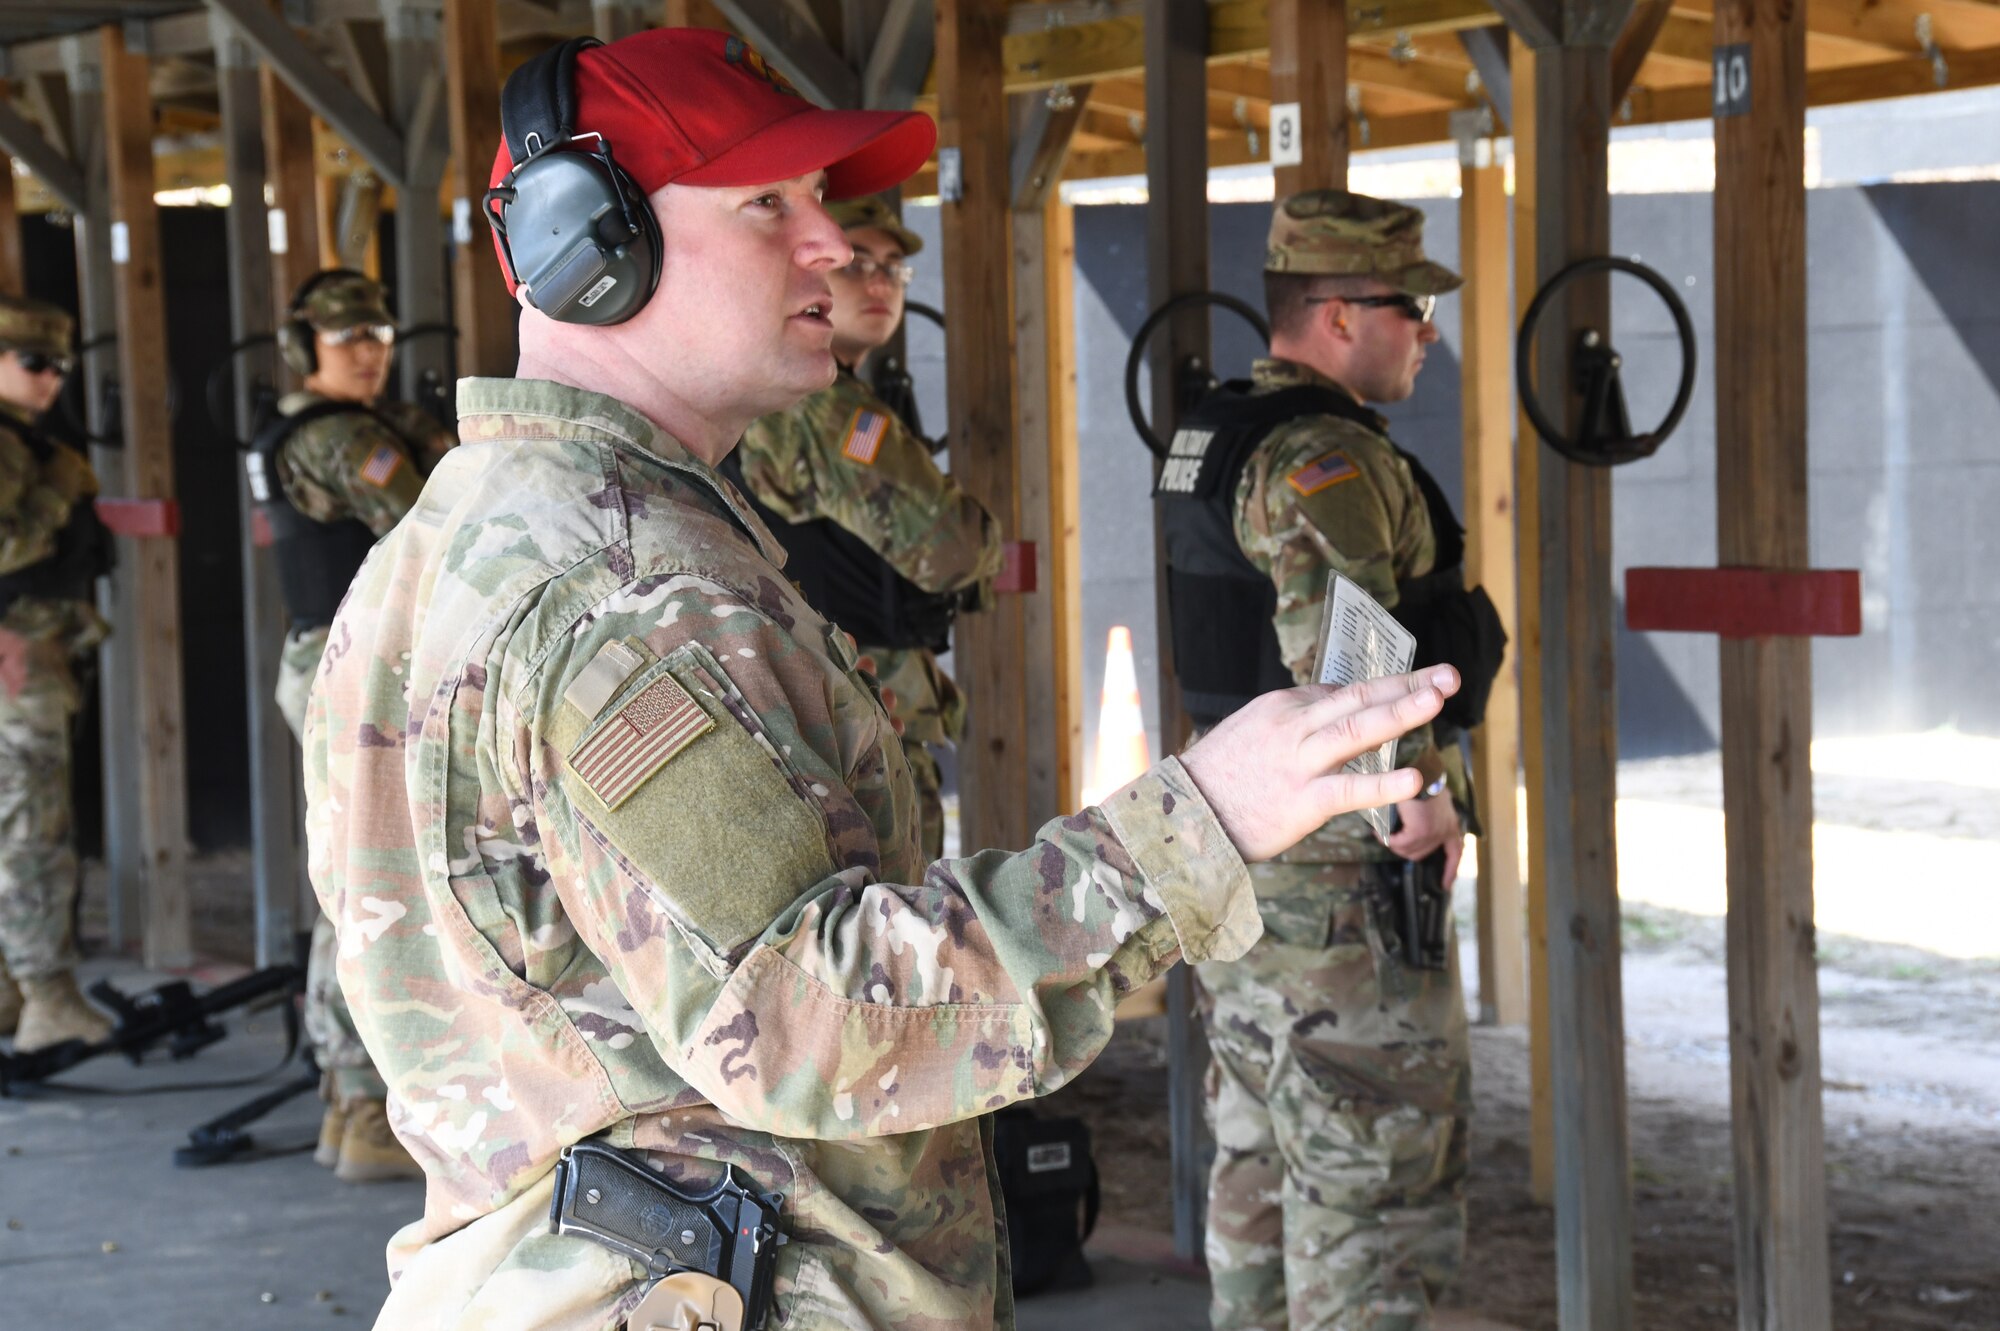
[1052,733,2000,1330]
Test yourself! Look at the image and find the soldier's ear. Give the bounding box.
[1319,298,1352,343]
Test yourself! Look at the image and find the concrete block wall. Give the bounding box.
[903,182,2000,787]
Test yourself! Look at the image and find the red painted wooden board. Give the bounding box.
[994,540,1038,595]
[1625,566,1862,639]
[93,497,181,539]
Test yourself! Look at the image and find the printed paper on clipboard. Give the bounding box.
[1311,573,1416,841]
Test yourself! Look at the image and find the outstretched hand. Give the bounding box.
[1179,666,1459,863]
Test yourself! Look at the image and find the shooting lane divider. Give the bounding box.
[94,497,181,539]
[995,540,1037,594]
[1624,567,1862,639]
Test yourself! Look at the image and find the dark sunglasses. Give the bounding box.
[13,351,73,376]
[1305,292,1437,324]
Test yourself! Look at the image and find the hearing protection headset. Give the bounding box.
[484,37,662,326]
[277,268,380,377]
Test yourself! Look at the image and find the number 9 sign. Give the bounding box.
[1270,102,1302,167]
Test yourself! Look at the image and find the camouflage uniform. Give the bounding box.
[739,197,1001,860]
[304,378,1260,1328]
[270,274,457,1109]
[1196,193,1471,1331]
[738,366,1001,860]
[0,299,109,991]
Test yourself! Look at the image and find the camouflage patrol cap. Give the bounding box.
[827,196,923,257]
[292,270,394,331]
[1265,189,1462,295]
[0,293,74,357]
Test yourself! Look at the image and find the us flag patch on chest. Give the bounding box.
[567,673,714,809]
[1287,451,1359,497]
[359,444,404,487]
[842,409,889,464]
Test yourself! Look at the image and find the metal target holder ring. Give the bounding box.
[1515,256,1698,467]
[1124,292,1272,458]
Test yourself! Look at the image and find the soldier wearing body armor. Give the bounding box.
[735,197,1001,859]
[1160,192,1506,1331]
[0,295,115,1054]
[249,269,453,1182]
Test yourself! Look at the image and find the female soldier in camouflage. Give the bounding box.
[254,269,454,1181]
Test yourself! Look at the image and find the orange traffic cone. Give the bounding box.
[1084,626,1152,805]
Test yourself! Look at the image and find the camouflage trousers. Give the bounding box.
[279,625,387,1105]
[904,739,945,862]
[0,656,81,980]
[1195,861,1471,1331]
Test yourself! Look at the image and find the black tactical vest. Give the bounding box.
[245,399,389,630]
[720,447,963,653]
[0,422,115,618]
[1156,380,1505,732]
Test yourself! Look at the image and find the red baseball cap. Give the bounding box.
[488,28,934,208]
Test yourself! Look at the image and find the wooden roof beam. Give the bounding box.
[205,0,409,187]
[924,0,1497,95]
[1678,0,2000,54]
[0,89,83,211]
[709,0,861,106]
[1612,0,1678,99]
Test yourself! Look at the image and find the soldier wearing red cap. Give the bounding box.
[303,29,1453,1330]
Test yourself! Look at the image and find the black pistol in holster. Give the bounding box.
[550,1140,788,1329]
[1368,809,1452,973]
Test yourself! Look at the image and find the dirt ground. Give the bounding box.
[1045,901,2000,1331]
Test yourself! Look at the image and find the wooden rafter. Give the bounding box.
[921,0,1496,94]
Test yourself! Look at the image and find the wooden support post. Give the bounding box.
[1455,111,1525,1028]
[1712,0,1831,1322]
[445,0,518,379]
[936,0,1029,852]
[383,0,451,415]
[67,40,144,954]
[263,67,322,338]
[100,24,191,969]
[1145,0,1211,1266]
[1523,28,1634,1330]
[217,21,300,971]
[1012,196,1082,825]
[1510,30,1557,1208]
[1267,0,1347,197]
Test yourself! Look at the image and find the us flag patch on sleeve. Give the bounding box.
[359,444,404,488]
[1287,451,1359,497]
[841,409,889,465]
[567,673,714,810]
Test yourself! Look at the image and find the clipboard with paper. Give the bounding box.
[1310,573,1416,841]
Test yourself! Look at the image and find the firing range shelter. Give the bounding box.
[0,0,1982,1326]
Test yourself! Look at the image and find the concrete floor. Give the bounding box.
[4,959,1519,1330]
[0,966,414,1326]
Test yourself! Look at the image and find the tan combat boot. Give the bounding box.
[11,971,113,1052]
[314,1100,349,1169]
[0,958,20,1037]
[333,1098,424,1184]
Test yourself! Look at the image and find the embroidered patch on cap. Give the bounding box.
[1287,451,1359,497]
[841,409,889,465]
[567,673,714,810]
[359,444,404,488]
